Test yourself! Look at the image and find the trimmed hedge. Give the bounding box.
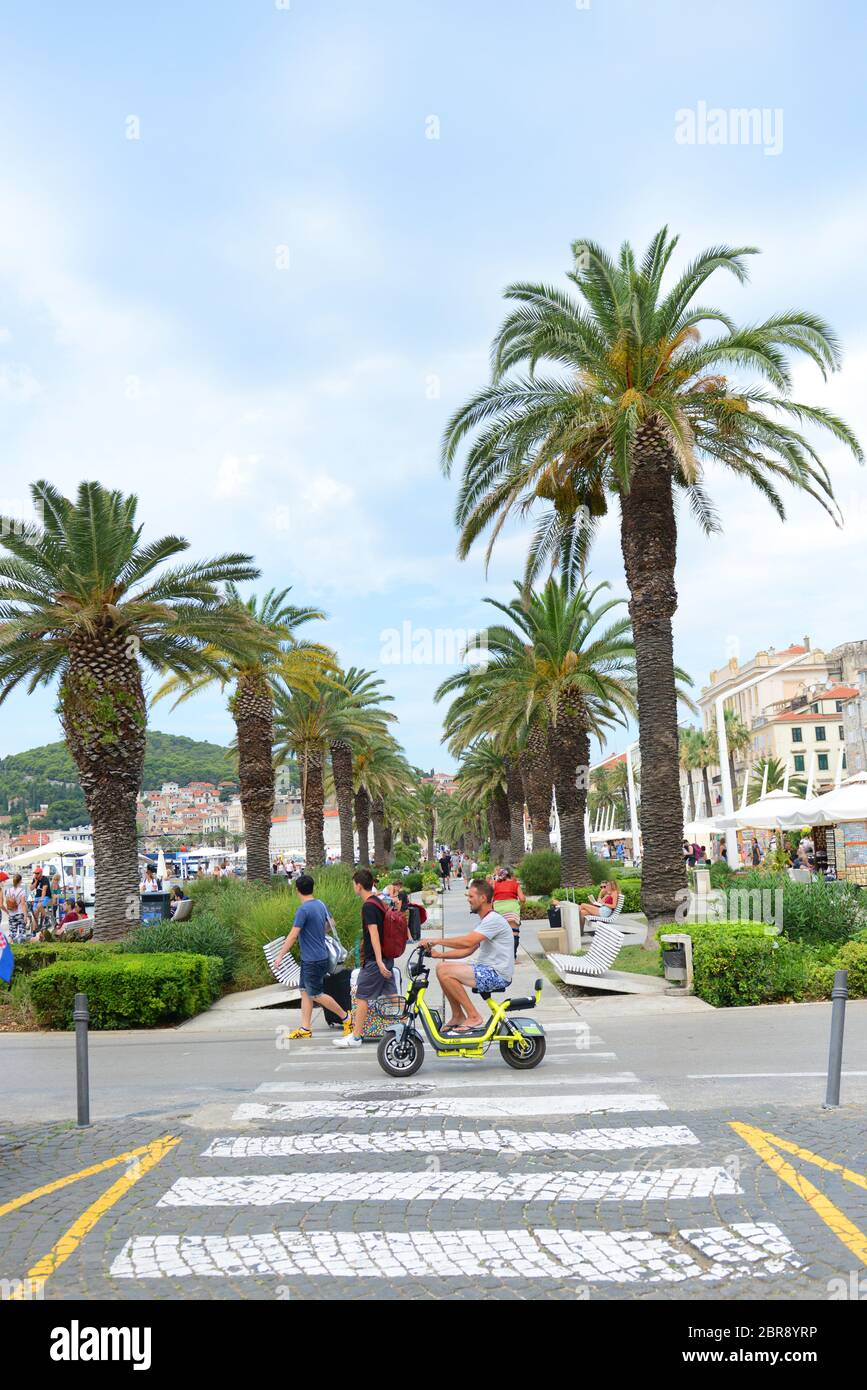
[10,942,122,975]
[28,953,223,1030]
[655,922,867,1007]
[117,912,240,983]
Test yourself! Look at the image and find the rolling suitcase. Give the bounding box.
[321,968,352,1027]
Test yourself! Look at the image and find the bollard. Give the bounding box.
[73,991,91,1127]
[823,969,848,1109]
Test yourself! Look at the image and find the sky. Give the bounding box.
[0,0,865,770]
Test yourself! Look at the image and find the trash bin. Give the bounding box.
[547,904,562,932]
[140,891,172,926]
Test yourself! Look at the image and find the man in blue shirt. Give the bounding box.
[273,874,351,1039]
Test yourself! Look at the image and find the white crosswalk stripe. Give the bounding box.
[232,1093,668,1122]
[159,1166,740,1206]
[202,1125,701,1157]
[257,1073,640,1093]
[111,1223,803,1283]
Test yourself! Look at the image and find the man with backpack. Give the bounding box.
[272,873,352,1040]
[333,868,406,1050]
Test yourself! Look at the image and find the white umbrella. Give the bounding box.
[6,837,90,867]
[797,771,867,826]
[156,848,168,882]
[713,788,815,832]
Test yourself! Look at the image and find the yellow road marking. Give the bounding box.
[730,1121,867,1268]
[0,1136,180,1219]
[3,1134,179,1300]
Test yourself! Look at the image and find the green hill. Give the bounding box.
[0,731,240,824]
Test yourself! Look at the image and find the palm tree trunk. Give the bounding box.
[301,748,326,867]
[490,785,511,866]
[701,766,713,821]
[685,770,696,821]
[383,823,393,858]
[354,784,371,865]
[503,756,526,862]
[620,433,687,930]
[371,793,386,866]
[520,727,552,851]
[330,739,355,865]
[60,633,147,942]
[548,698,592,888]
[427,815,435,863]
[232,670,274,884]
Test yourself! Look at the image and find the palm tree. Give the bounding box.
[274,678,381,867]
[326,668,395,864]
[678,728,702,821]
[747,755,806,800]
[720,708,753,802]
[438,578,637,886]
[0,481,258,939]
[442,229,861,924]
[455,740,513,864]
[153,586,332,883]
[364,739,413,867]
[414,779,443,862]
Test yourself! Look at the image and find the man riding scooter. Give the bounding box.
[420,877,514,1032]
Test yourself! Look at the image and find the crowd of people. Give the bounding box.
[271,865,517,1045]
[0,865,92,942]
[682,832,823,875]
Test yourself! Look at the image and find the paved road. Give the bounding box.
[2,888,867,1301]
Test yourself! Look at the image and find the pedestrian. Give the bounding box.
[333,868,397,1050]
[438,848,452,891]
[272,873,352,1040]
[682,839,693,867]
[139,864,160,893]
[491,865,525,958]
[4,873,29,943]
[751,836,761,866]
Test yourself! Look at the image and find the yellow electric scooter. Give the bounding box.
[376,945,546,1077]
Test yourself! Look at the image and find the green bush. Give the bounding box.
[779,881,865,944]
[403,872,423,893]
[118,912,240,983]
[518,850,562,896]
[10,942,122,975]
[28,953,223,1029]
[835,940,867,998]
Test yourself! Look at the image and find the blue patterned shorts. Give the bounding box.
[473,964,510,994]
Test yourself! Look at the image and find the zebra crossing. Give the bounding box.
[108,1011,807,1294]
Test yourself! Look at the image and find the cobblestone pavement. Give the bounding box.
[3,897,867,1301]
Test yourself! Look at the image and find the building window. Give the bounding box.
[793,754,805,772]
[835,700,843,712]
[814,726,827,743]
[791,726,803,743]
[839,725,845,740]
[817,754,829,771]
[811,703,819,714]
[842,753,847,771]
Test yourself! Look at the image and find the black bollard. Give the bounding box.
[74,992,91,1127]
[823,970,848,1109]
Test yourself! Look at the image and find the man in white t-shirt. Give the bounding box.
[421,878,513,1032]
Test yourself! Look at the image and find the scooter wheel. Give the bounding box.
[377,1032,425,1077]
[500,1033,546,1069]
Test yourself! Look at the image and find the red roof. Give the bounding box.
[773,711,842,723]
[822,685,858,700]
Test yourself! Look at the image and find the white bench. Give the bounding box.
[547,922,666,995]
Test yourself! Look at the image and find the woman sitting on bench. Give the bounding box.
[579,880,620,927]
